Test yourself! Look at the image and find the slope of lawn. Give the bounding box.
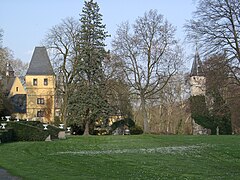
[0,135,240,179]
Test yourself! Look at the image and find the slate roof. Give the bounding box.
[190,51,204,76]
[26,47,54,75]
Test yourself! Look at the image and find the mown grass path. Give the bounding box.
[0,135,240,179]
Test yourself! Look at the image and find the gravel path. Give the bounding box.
[0,169,21,180]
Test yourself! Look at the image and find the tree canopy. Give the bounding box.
[43,17,81,125]
[112,10,184,133]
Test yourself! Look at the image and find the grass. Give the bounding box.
[0,135,240,179]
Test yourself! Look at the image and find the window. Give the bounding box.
[44,78,48,86]
[37,98,44,104]
[16,87,19,92]
[33,78,37,86]
[37,110,45,117]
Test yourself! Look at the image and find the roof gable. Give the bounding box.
[26,47,54,75]
[9,77,26,97]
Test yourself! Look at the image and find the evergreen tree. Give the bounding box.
[190,95,215,132]
[68,0,111,135]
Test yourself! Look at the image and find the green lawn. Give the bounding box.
[0,135,240,179]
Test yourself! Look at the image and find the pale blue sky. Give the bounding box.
[0,0,196,63]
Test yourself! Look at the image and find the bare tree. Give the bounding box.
[0,30,7,75]
[185,0,240,84]
[0,48,28,79]
[43,17,81,125]
[0,47,12,75]
[0,29,3,47]
[112,10,184,133]
[133,72,191,135]
[10,58,28,79]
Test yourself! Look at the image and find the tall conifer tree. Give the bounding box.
[68,0,111,135]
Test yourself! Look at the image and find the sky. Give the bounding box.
[0,0,197,65]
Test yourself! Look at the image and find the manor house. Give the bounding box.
[1,47,56,123]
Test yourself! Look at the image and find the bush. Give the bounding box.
[111,118,135,131]
[93,128,109,135]
[129,125,143,135]
[0,128,14,143]
[110,118,144,135]
[70,124,84,135]
[18,121,62,139]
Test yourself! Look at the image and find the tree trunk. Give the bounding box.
[83,120,90,135]
[141,96,149,133]
[62,91,68,126]
[60,84,68,126]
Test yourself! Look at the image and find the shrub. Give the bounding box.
[70,124,84,135]
[0,128,14,143]
[93,128,109,135]
[110,118,144,135]
[111,118,135,131]
[16,121,62,139]
[129,125,143,135]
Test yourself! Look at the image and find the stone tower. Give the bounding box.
[190,50,208,135]
[190,51,206,96]
[25,47,55,123]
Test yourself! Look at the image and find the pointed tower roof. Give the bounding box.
[190,51,204,76]
[26,47,54,75]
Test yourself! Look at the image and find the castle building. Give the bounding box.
[25,47,55,123]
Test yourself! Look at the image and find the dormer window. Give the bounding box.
[16,87,19,92]
[44,78,48,86]
[33,79,37,86]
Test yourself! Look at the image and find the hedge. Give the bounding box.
[15,121,62,139]
[0,128,14,143]
[0,121,62,141]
